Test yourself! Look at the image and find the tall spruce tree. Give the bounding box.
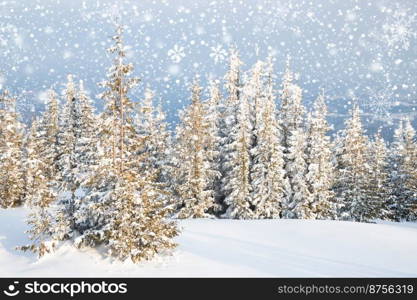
[54,76,99,240]
[400,119,417,220]
[204,80,223,210]
[19,91,62,256]
[250,59,287,218]
[75,25,178,262]
[135,88,171,184]
[389,120,408,221]
[278,59,309,218]
[0,89,25,208]
[335,105,374,222]
[367,130,392,220]
[173,80,217,218]
[218,48,243,210]
[222,86,254,219]
[305,93,336,219]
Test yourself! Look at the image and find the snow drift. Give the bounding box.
[0,208,416,277]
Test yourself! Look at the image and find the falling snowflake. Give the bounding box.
[209,45,227,64]
[167,45,185,63]
[363,84,395,121]
[377,8,417,51]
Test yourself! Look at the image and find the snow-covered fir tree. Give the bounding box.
[203,80,223,210]
[108,160,178,263]
[218,48,243,209]
[335,105,375,222]
[55,74,81,238]
[367,130,392,220]
[74,25,178,262]
[135,88,172,184]
[74,80,98,176]
[389,120,412,220]
[38,89,61,187]
[173,80,218,218]
[249,59,288,218]
[19,118,57,257]
[54,76,99,240]
[398,119,417,220]
[305,92,336,219]
[278,59,310,219]
[20,90,62,256]
[222,86,254,219]
[22,119,45,207]
[285,128,311,218]
[0,89,25,208]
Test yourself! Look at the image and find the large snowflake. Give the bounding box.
[363,83,395,121]
[379,7,417,51]
[209,45,227,64]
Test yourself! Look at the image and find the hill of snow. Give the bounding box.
[0,208,416,277]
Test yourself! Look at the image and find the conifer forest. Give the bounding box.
[0,0,416,274]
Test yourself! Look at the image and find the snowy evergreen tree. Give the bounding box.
[218,48,243,209]
[54,76,99,240]
[335,105,374,222]
[173,80,217,218]
[74,80,98,176]
[0,89,25,208]
[278,59,309,219]
[284,128,311,218]
[203,80,223,210]
[305,93,336,219]
[250,60,287,218]
[55,74,81,238]
[389,120,412,220]
[367,130,392,220]
[108,164,178,262]
[19,118,57,257]
[19,90,62,256]
[135,88,171,184]
[74,25,178,262]
[396,119,417,220]
[38,89,61,187]
[222,88,254,219]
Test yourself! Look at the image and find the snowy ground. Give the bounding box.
[0,208,417,277]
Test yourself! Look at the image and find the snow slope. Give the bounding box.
[0,208,416,277]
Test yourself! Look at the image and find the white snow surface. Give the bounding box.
[0,208,417,277]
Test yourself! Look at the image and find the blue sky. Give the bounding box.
[1,0,416,132]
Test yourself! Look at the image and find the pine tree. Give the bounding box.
[173,80,217,218]
[305,93,336,219]
[335,105,373,222]
[203,80,223,211]
[278,59,309,218]
[56,74,81,238]
[222,88,253,219]
[367,130,392,220]
[19,119,57,257]
[75,25,178,262]
[250,60,287,218]
[75,24,141,245]
[400,119,417,220]
[390,120,411,220]
[0,89,25,208]
[74,80,98,176]
[20,90,61,256]
[34,89,62,187]
[285,128,311,218]
[218,48,243,209]
[108,165,178,262]
[135,88,171,183]
[55,76,99,240]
